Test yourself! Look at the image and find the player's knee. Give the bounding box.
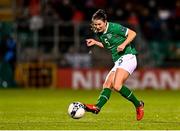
[103,81,112,88]
[113,84,123,92]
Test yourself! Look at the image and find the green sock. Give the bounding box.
[96,88,112,109]
[119,85,140,108]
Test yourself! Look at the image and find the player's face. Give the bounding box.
[92,19,107,33]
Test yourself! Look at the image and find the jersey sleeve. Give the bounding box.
[113,23,128,37]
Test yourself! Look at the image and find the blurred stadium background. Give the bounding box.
[0,0,180,130]
[0,0,179,89]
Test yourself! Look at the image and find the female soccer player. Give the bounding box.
[84,9,144,121]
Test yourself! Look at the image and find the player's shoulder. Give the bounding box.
[109,21,122,24]
[109,22,118,26]
[109,22,123,28]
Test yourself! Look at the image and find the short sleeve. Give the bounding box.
[113,23,128,37]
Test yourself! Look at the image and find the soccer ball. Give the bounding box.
[68,102,85,119]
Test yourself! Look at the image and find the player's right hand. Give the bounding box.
[86,39,96,46]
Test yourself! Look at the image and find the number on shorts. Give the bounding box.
[118,59,123,65]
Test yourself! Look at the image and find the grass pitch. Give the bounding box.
[0,88,180,130]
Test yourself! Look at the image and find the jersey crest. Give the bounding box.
[106,33,112,39]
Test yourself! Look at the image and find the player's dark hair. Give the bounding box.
[91,9,107,33]
[92,9,107,22]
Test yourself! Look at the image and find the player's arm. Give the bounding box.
[86,38,104,48]
[117,29,136,52]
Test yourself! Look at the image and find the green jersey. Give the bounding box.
[96,22,138,62]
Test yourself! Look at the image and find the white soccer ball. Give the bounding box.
[68,102,85,119]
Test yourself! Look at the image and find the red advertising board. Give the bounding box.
[56,68,180,90]
[57,68,108,89]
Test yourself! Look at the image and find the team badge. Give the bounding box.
[107,34,112,39]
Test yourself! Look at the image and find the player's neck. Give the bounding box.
[103,22,109,34]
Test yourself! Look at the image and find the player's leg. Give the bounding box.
[113,68,144,121]
[113,68,141,107]
[84,71,115,114]
[95,71,115,109]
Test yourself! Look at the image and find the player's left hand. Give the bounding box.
[117,44,126,52]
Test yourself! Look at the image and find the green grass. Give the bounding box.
[0,88,180,130]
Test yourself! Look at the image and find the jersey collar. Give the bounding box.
[103,22,109,34]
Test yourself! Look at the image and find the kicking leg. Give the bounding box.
[84,71,115,114]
